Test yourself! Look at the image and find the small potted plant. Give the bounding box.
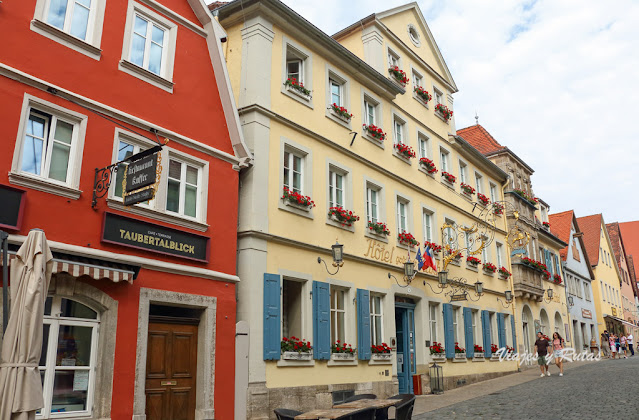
[430,341,446,361]
[284,78,312,98]
[498,266,511,279]
[419,157,438,174]
[542,221,550,230]
[328,206,360,227]
[414,86,432,104]
[388,65,409,86]
[371,343,392,363]
[435,103,453,122]
[473,344,485,360]
[367,221,391,236]
[398,231,419,247]
[394,143,416,159]
[460,182,475,196]
[483,262,497,274]
[493,202,505,216]
[281,336,313,360]
[441,171,456,184]
[552,274,562,285]
[466,256,481,268]
[331,340,356,361]
[454,342,466,360]
[330,103,353,121]
[282,186,315,209]
[362,124,386,142]
[477,193,490,206]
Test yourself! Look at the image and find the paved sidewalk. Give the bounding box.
[412,359,590,419]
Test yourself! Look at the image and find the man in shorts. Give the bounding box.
[534,331,551,377]
[627,333,634,356]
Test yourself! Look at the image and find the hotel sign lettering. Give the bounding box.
[582,309,592,319]
[101,212,209,262]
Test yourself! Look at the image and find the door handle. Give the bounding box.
[161,380,177,386]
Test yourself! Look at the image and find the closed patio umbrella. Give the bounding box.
[0,229,53,420]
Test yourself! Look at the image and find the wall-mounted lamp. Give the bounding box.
[497,290,514,308]
[388,258,418,288]
[466,281,484,302]
[318,240,344,275]
[421,270,450,295]
[543,287,554,303]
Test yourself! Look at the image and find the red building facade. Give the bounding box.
[0,0,250,419]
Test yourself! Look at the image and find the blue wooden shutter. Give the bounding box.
[511,315,517,351]
[263,273,281,360]
[463,307,473,358]
[312,281,331,360]
[545,250,553,275]
[443,303,454,358]
[357,289,371,360]
[481,310,492,357]
[497,313,506,349]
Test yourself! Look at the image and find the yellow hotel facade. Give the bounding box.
[216,1,518,417]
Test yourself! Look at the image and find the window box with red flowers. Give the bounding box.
[493,202,505,216]
[284,78,312,100]
[330,103,353,123]
[362,124,386,147]
[466,256,481,269]
[446,249,463,266]
[473,345,485,360]
[370,343,393,364]
[435,103,453,122]
[282,186,315,211]
[441,171,456,185]
[477,193,490,206]
[520,256,547,272]
[388,66,409,87]
[498,266,511,279]
[483,262,497,275]
[413,86,432,106]
[398,232,419,248]
[329,341,357,365]
[460,182,475,197]
[552,274,562,285]
[542,270,551,280]
[328,206,360,227]
[424,241,442,255]
[393,143,416,161]
[490,344,500,360]
[511,189,538,208]
[367,221,391,236]
[542,221,550,231]
[430,342,446,362]
[453,343,467,362]
[419,158,438,175]
[281,337,313,361]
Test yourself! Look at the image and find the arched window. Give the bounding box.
[38,296,99,418]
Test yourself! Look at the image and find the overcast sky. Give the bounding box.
[274,0,639,224]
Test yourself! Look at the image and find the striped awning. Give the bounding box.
[2,252,138,284]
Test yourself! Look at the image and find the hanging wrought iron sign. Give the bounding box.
[449,293,468,302]
[121,151,162,206]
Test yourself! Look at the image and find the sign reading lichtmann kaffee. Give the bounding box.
[101,212,209,262]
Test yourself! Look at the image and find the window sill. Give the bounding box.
[447,257,462,267]
[461,191,475,201]
[388,77,407,92]
[31,19,101,60]
[466,262,479,272]
[452,355,467,363]
[440,177,455,189]
[325,108,352,129]
[472,355,485,362]
[435,111,451,124]
[326,215,356,233]
[482,269,496,277]
[328,353,358,366]
[8,172,81,200]
[106,198,209,232]
[392,150,413,165]
[282,85,313,108]
[418,165,437,178]
[430,355,446,363]
[369,354,393,365]
[396,242,417,251]
[489,355,500,361]
[498,273,510,281]
[119,60,174,93]
[412,93,430,109]
[364,229,390,243]
[276,359,315,367]
[361,130,385,149]
[278,199,314,220]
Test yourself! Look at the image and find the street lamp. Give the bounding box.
[543,288,553,303]
[318,240,344,275]
[388,258,418,287]
[497,290,514,308]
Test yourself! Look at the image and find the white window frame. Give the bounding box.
[453,306,460,345]
[31,0,106,59]
[393,118,405,145]
[429,303,438,343]
[283,149,305,194]
[119,2,178,92]
[459,160,467,184]
[329,78,343,107]
[281,277,306,339]
[472,310,479,348]
[281,37,313,106]
[423,209,433,243]
[38,297,99,419]
[496,243,504,268]
[329,168,346,208]
[489,183,498,202]
[330,286,347,344]
[10,94,87,199]
[396,197,411,235]
[165,156,203,220]
[370,294,384,346]
[418,133,429,159]
[439,147,450,172]
[325,67,350,127]
[387,47,400,69]
[433,85,444,106]
[364,99,377,126]
[366,185,380,224]
[475,172,484,194]
[411,69,423,89]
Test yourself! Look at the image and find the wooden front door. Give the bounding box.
[145,321,198,420]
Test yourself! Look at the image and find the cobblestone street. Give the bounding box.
[416,356,639,419]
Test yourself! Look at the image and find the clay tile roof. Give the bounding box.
[576,214,602,267]
[208,1,229,11]
[457,124,505,155]
[606,222,622,264]
[549,210,574,261]
[619,221,639,281]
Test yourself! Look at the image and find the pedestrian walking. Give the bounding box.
[534,332,551,377]
[627,333,634,356]
[601,332,610,358]
[552,332,565,376]
[610,334,617,359]
[615,334,621,354]
[620,334,628,358]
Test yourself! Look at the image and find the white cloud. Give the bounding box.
[271,0,639,222]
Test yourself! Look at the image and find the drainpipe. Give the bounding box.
[501,177,520,371]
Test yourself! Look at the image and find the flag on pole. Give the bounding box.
[423,245,438,271]
[415,247,424,271]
